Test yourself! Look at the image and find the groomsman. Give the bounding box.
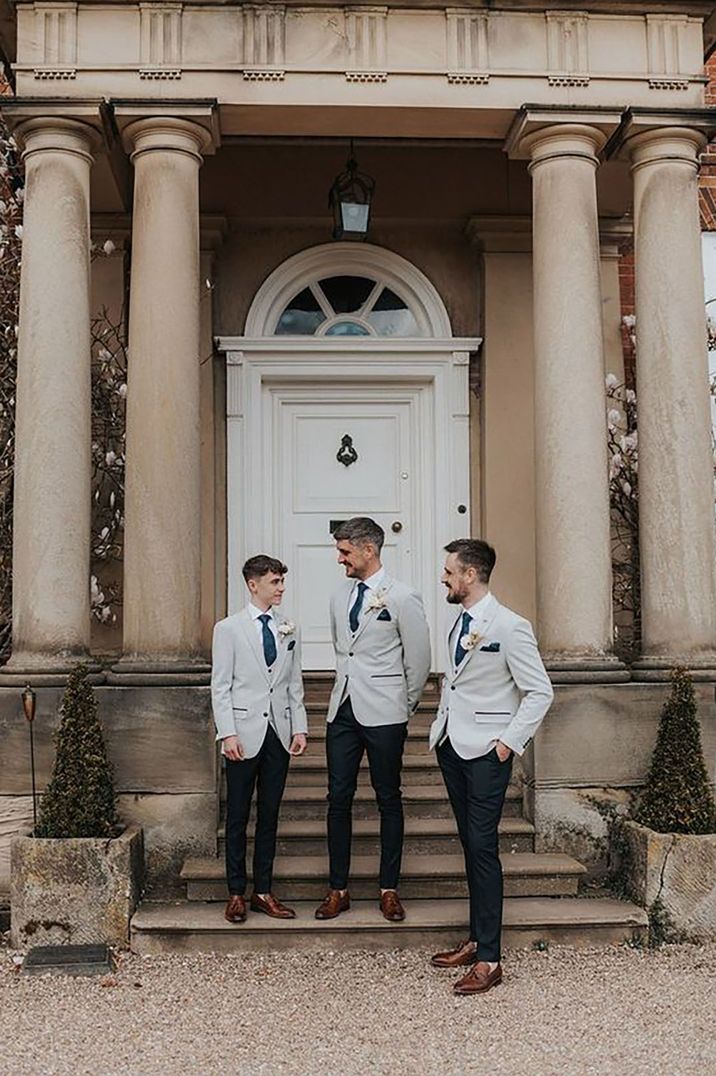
[211,555,308,925]
[429,539,553,995]
[315,517,431,922]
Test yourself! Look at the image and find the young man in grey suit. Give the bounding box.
[211,555,308,925]
[429,539,553,995]
[315,517,431,923]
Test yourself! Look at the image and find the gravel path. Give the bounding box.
[1,941,714,1076]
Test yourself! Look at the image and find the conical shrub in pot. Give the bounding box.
[35,664,119,838]
[634,667,716,835]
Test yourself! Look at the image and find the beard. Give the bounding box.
[445,584,467,604]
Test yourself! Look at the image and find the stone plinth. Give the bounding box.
[620,820,716,941]
[11,825,144,949]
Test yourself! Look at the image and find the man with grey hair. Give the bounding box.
[315,516,431,922]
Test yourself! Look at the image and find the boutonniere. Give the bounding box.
[365,588,388,612]
[460,629,483,652]
[278,621,295,638]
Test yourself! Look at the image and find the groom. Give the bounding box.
[211,554,308,925]
[315,517,431,922]
[429,539,553,995]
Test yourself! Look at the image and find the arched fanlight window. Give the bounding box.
[275,274,422,337]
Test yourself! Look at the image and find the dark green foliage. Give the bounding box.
[35,665,119,838]
[634,667,716,835]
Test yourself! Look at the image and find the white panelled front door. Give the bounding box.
[224,346,474,671]
[275,385,429,667]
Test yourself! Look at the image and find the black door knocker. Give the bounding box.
[336,434,359,467]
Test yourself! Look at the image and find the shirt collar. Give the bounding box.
[463,591,492,622]
[249,603,274,621]
[360,567,386,591]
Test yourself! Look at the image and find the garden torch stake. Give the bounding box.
[22,684,37,834]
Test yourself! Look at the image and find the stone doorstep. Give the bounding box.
[130,897,649,954]
[181,851,586,901]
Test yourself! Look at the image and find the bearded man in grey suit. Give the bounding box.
[315,517,431,923]
[429,538,553,996]
[212,554,308,926]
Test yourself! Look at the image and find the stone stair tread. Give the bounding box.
[276,783,522,803]
[291,753,441,770]
[132,896,648,935]
[216,815,534,839]
[181,851,586,881]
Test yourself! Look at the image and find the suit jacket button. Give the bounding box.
[450,685,456,691]
[349,652,354,657]
[263,712,268,718]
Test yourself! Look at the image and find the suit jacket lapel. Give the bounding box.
[446,610,463,676]
[352,576,394,644]
[271,613,292,679]
[453,594,500,682]
[239,607,270,684]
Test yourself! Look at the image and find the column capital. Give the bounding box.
[605,107,716,163]
[504,107,622,161]
[13,116,102,164]
[625,126,707,173]
[112,100,219,158]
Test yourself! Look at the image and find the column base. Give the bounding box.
[544,654,630,684]
[0,652,105,686]
[107,656,211,686]
[631,654,716,683]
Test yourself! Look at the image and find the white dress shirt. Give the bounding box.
[249,603,279,648]
[349,567,386,627]
[449,591,493,657]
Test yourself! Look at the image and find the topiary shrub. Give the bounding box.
[35,664,119,838]
[634,667,716,835]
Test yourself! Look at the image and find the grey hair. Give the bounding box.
[333,516,385,553]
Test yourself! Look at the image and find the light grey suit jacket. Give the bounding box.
[327,575,431,727]
[429,594,553,759]
[211,606,308,759]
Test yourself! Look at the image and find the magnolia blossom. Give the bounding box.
[605,372,619,389]
[105,449,116,466]
[102,239,116,256]
[607,408,621,427]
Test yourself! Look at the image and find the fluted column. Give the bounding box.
[525,124,624,680]
[628,127,716,678]
[113,118,211,678]
[1,118,98,683]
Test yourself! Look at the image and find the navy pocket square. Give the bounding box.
[376,608,392,622]
[287,639,296,650]
[480,641,500,652]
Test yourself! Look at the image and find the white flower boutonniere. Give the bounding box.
[278,621,295,638]
[365,588,388,612]
[460,630,483,652]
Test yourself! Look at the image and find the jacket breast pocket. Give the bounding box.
[473,710,509,722]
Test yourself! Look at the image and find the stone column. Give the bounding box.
[628,127,716,678]
[525,124,624,679]
[113,118,211,679]
[1,119,98,682]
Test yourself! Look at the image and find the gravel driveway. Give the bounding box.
[1,942,714,1076]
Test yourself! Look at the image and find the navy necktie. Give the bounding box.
[349,582,368,633]
[454,610,473,666]
[259,613,277,667]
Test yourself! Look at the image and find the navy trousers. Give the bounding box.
[437,737,513,962]
[326,697,407,891]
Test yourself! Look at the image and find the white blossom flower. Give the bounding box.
[14,224,22,240]
[607,408,621,426]
[117,383,127,398]
[605,373,619,389]
[105,450,116,466]
[278,621,295,637]
[625,389,636,405]
[622,314,636,330]
[621,480,632,496]
[102,239,116,256]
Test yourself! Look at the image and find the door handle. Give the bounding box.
[391,521,403,533]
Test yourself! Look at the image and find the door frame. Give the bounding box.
[216,337,482,670]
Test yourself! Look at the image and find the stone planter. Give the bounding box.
[620,819,716,941]
[10,825,144,950]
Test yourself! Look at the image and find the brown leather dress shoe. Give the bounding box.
[431,939,478,968]
[379,890,405,922]
[315,889,350,919]
[453,961,503,996]
[225,894,247,923]
[250,893,296,919]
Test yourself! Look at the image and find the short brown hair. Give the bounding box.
[333,516,385,553]
[444,539,496,584]
[242,554,288,582]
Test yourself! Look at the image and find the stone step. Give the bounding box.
[218,815,536,856]
[301,727,438,754]
[225,783,526,824]
[182,851,585,901]
[131,897,649,954]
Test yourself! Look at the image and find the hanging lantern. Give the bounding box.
[329,143,375,241]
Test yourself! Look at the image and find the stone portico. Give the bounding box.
[1,3,716,934]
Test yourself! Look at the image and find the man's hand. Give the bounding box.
[495,740,512,763]
[289,734,308,757]
[223,735,245,762]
